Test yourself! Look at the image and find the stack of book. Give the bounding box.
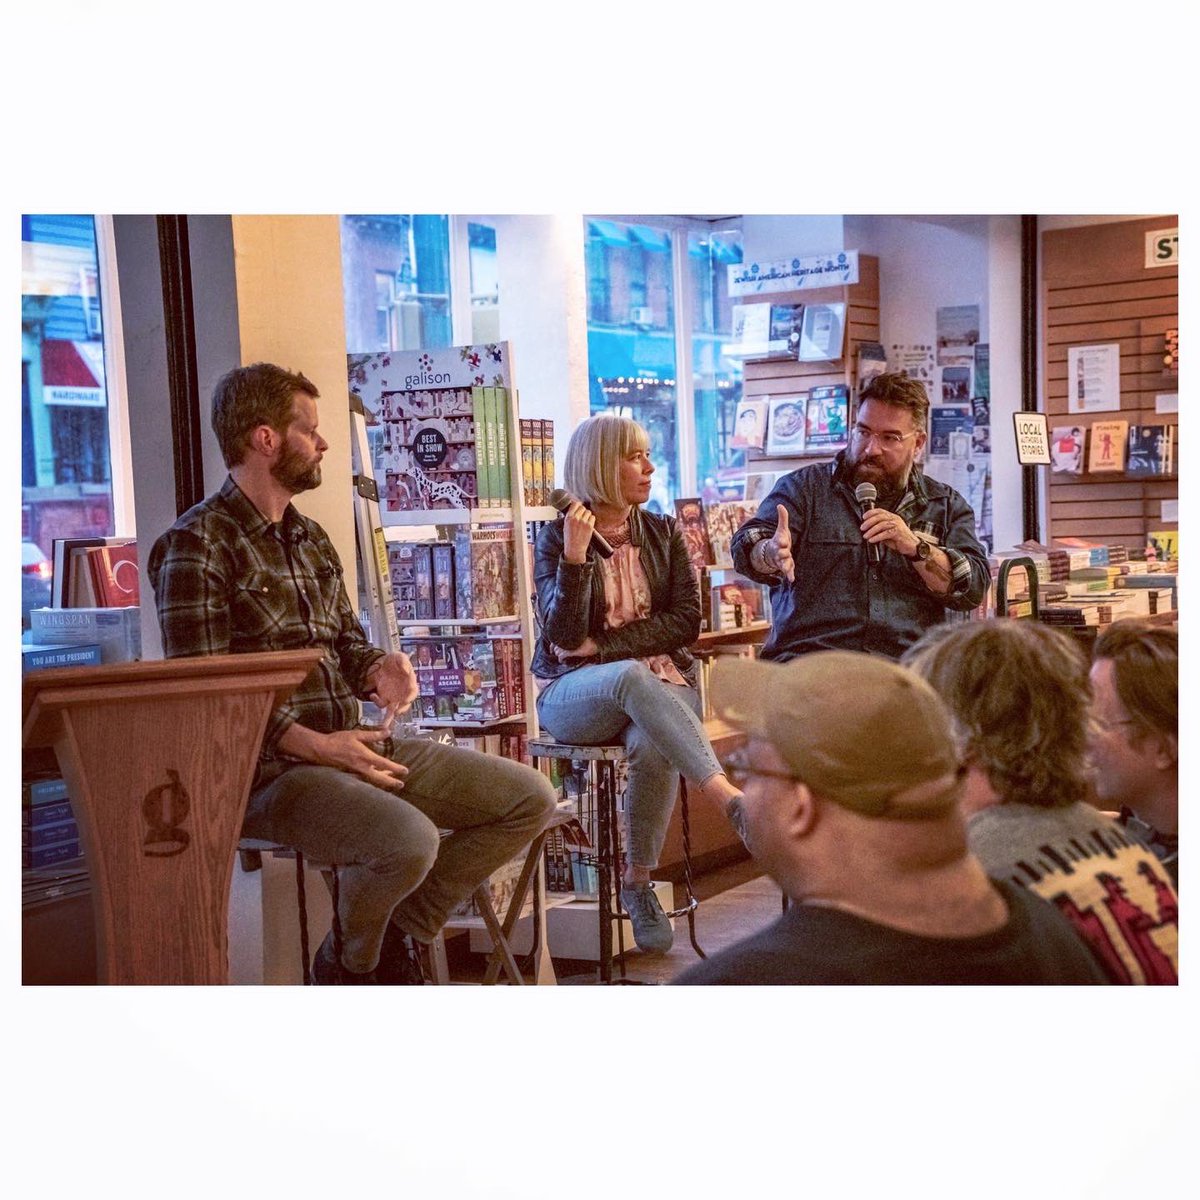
[702,567,771,633]
[386,526,517,624]
[23,777,82,870]
[51,536,139,609]
[518,418,556,507]
[27,536,141,666]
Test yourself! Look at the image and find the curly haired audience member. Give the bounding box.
[903,620,1177,984]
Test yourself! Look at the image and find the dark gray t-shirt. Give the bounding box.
[673,879,1106,985]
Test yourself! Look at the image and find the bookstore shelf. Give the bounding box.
[399,616,522,629]
[414,714,528,730]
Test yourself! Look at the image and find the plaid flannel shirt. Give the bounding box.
[148,477,384,774]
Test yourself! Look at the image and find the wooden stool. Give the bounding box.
[464,805,581,986]
[528,737,706,984]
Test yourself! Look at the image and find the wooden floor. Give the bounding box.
[446,858,783,986]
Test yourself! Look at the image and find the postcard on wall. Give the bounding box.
[796,302,846,361]
[1049,425,1085,474]
[973,343,990,401]
[888,344,935,396]
[765,395,808,456]
[929,406,972,457]
[941,366,971,403]
[856,341,888,396]
[730,399,769,449]
[1155,393,1178,414]
[1067,343,1121,413]
[936,305,980,366]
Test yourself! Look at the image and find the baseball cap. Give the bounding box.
[711,651,962,819]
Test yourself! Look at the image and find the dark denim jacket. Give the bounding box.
[531,506,701,682]
[730,453,989,661]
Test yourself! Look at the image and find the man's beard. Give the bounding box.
[848,449,910,501]
[272,441,322,493]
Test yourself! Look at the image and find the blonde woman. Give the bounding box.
[532,415,742,953]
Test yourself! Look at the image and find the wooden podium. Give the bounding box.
[23,650,324,985]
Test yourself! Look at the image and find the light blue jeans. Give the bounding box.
[535,660,723,869]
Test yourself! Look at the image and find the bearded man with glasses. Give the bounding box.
[731,372,989,660]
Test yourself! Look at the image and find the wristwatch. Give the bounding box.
[907,539,933,562]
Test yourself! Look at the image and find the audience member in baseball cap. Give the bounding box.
[673,650,1106,985]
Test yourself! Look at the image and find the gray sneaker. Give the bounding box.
[620,883,674,954]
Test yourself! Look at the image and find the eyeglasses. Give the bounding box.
[720,748,799,790]
[851,424,919,450]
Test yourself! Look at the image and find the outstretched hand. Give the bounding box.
[768,504,796,583]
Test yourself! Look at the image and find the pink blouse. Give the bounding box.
[597,541,689,687]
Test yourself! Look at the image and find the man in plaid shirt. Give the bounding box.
[149,363,555,984]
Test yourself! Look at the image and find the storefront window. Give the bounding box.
[583,218,678,512]
[689,229,744,501]
[20,215,115,627]
[340,215,452,353]
[468,222,500,343]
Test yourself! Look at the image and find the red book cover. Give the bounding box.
[87,543,140,607]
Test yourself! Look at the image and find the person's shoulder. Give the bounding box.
[672,912,823,985]
[918,470,971,507]
[155,490,235,549]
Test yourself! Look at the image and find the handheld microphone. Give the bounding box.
[854,482,884,566]
[549,488,615,558]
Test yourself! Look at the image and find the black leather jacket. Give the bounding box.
[531,506,701,683]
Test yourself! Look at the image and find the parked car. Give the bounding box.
[22,540,52,626]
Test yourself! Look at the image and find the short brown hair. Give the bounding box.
[211,362,319,468]
[1093,620,1178,757]
[858,372,929,431]
[902,620,1092,809]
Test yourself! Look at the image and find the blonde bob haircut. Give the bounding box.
[562,414,650,508]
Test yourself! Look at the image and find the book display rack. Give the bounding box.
[1042,217,1179,553]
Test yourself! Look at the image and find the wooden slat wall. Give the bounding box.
[742,254,880,478]
[1043,218,1178,550]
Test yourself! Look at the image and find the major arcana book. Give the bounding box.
[730,399,769,450]
[1087,420,1129,472]
[805,386,850,451]
[674,498,714,570]
[765,395,808,456]
[1050,425,1085,474]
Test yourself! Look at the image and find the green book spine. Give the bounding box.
[483,386,500,509]
[472,385,492,507]
[495,386,512,506]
